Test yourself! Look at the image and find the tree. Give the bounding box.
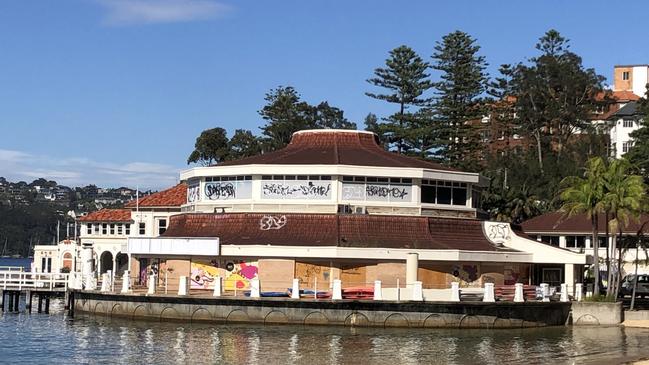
[366,45,432,153]
[602,158,645,298]
[626,89,649,182]
[511,30,607,171]
[187,127,230,166]
[259,86,313,150]
[559,157,607,296]
[228,129,261,160]
[430,31,488,171]
[310,102,357,130]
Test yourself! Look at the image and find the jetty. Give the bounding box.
[0,267,70,313]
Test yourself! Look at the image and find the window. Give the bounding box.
[565,236,586,248]
[420,180,468,206]
[204,175,253,200]
[86,224,92,235]
[94,224,100,234]
[139,223,146,235]
[341,176,412,203]
[623,71,630,80]
[623,141,633,153]
[158,219,167,235]
[262,175,333,200]
[125,224,131,235]
[598,236,608,248]
[102,223,107,235]
[541,235,560,247]
[117,224,123,235]
[623,119,634,128]
[109,224,115,235]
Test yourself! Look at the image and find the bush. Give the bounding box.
[583,294,616,302]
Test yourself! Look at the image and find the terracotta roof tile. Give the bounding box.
[162,213,508,252]
[79,209,132,222]
[124,183,187,208]
[215,130,457,172]
[522,211,649,234]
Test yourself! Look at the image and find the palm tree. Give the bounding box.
[560,157,607,296]
[603,158,646,298]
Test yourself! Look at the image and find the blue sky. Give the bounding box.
[0,0,647,189]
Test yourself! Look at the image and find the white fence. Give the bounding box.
[0,271,69,291]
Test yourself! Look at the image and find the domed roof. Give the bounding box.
[216,129,455,171]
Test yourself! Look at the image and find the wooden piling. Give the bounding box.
[37,294,43,313]
[13,292,19,312]
[26,290,32,313]
[44,295,50,314]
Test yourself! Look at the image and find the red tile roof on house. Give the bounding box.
[162,213,511,252]
[595,90,641,102]
[78,209,132,222]
[124,183,187,208]
[522,212,649,234]
[215,130,457,171]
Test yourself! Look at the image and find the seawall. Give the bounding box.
[72,291,572,328]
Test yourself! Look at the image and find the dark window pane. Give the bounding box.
[452,188,467,206]
[421,185,436,203]
[342,176,353,182]
[437,187,452,205]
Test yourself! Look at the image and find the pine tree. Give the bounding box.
[430,31,488,171]
[228,129,262,160]
[626,90,649,181]
[259,86,313,150]
[366,45,432,153]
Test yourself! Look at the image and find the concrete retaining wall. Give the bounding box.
[571,302,623,326]
[72,291,571,329]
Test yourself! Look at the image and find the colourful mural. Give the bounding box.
[451,264,479,283]
[190,259,259,290]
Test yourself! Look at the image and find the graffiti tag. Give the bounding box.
[187,184,200,203]
[365,185,408,199]
[487,223,511,241]
[259,215,287,230]
[262,182,331,198]
[205,182,236,200]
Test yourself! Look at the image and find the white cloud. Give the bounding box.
[0,148,180,190]
[97,0,230,25]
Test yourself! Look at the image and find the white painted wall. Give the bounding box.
[632,66,649,97]
[610,116,640,159]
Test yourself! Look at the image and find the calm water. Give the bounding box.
[0,257,32,270]
[0,300,649,365]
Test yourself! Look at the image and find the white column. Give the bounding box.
[121,270,130,293]
[250,278,260,298]
[406,253,418,286]
[332,279,342,300]
[212,276,222,297]
[411,281,423,301]
[450,282,460,302]
[560,283,568,302]
[147,274,156,294]
[373,280,382,301]
[483,283,495,302]
[112,257,117,283]
[291,278,300,299]
[540,283,550,302]
[575,283,583,302]
[514,283,525,302]
[564,264,575,298]
[559,236,567,248]
[100,273,109,292]
[178,276,188,296]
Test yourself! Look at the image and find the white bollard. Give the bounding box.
[483,282,495,302]
[514,283,525,302]
[560,283,568,302]
[250,278,260,298]
[74,273,83,290]
[100,273,109,292]
[373,280,382,301]
[147,274,156,295]
[178,276,188,296]
[411,281,423,301]
[540,283,550,302]
[332,279,342,300]
[575,283,583,302]
[291,278,300,299]
[85,274,96,290]
[451,282,460,302]
[213,276,222,297]
[121,271,130,293]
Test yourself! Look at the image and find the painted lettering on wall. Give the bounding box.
[205,182,236,200]
[365,184,408,199]
[487,223,511,242]
[261,181,331,199]
[260,215,287,230]
[187,184,200,203]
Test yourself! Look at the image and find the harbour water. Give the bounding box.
[0,300,649,365]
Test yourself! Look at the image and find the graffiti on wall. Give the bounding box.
[341,182,411,202]
[451,264,479,283]
[259,215,287,230]
[187,184,200,203]
[365,185,408,199]
[261,181,331,199]
[205,182,236,200]
[190,259,259,290]
[487,223,511,242]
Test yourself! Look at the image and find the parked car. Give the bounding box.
[619,274,649,298]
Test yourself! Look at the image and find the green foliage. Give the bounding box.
[429,31,488,171]
[228,129,262,161]
[626,88,649,182]
[366,45,432,154]
[583,294,616,302]
[187,127,230,166]
[0,203,63,256]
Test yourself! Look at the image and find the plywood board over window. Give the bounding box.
[295,261,331,288]
[340,264,367,287]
